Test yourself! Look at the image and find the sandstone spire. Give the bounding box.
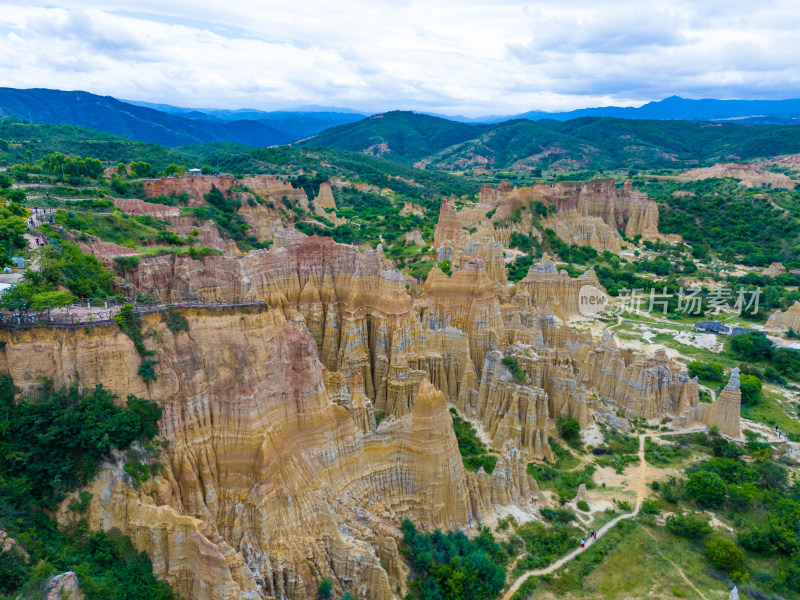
[706,368,742,438]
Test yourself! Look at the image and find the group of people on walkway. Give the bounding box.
[580,529,598,549]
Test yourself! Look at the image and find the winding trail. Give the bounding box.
[501,435,648,600]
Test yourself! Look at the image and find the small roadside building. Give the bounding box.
[693,320,754,337]
[188,168,202,176]
[694,321,728,335]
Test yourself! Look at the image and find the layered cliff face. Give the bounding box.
[1,230,716,599]
[432,199,508,284]
[421,258,505,373]
[573,330,699,420]
[143,175,307,207]
[121,237,699,437]
[468,351,553,462]
[541,212,622,253]
[478,178,663,243]
[123,237,483,418]
[2,308,538,600]
[765,301,800,333]
[502,254,605,321]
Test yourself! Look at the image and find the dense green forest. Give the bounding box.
[0,376,178,599]
[635,177,800,268]
[401,518,507,600]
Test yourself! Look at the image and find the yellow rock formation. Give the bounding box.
[766,301,800,333]
[0,235,714,600]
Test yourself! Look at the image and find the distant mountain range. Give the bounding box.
[0,88,364,147]
[297,111,800,171]
[3,88,800,171]
[461,96,800,124]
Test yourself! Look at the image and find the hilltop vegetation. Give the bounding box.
[302,112,800,171]
[296,111,483,163]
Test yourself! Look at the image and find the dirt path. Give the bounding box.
[500,434,649,600]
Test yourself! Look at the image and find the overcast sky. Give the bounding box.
[1,0,800,116]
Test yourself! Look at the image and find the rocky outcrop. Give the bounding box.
[77,237,139,264]
[112,197,181,218]
[432,199,508,284]
[143,175,308,208]
[44,572,84,600]
[0,308,540,600]
[314,182,337,212]
[575,331,699,420]
[466,441,546,522]
[504,254,606,321]
[466,351,553,461]
[165,216,238,254]
[272,226,308,248]
[480,178,662,240]
[764,262,786,277]
[422,258,505,373]
[677,163,797,189]
[765,301,800,333]
[237,202,283,242]
[706,369,742,438]
[404,229,425,246]
[542,212,622,253]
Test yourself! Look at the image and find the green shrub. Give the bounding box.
[113,255,140,273]
[164,307,189,332]
[665,513,713,539]
[450,408,496,474]
[687,361,725,381]
[138,360,159,382]
[576,500,590,511]
[686,470,727,508]
[556,414,581,441]
[502,356,527,384]
[739,374,763,406]
[317,576,332,599]
[401,519,506,600]
[640,498,660,515]
[705,538,748,583]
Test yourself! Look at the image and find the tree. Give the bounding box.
[556,414,581,442]
[666,513,713,539]
[705,538,747,583]
[29,291,75,312]
[0,173,11,189]
[164,164,187,177]
[317,577,332,599]
[739,374,762,406]
[731,332,773,361]
[130,161,153,178]
[117,163,128,177]
[687,361,724,381]
[686,470,726,508]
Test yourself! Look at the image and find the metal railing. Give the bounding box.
[0,298,267,330]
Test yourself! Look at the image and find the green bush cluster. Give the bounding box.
[401,518,506,600]
[502,356,527,384]
[450,408,497,474]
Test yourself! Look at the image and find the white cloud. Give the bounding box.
[0,0,798,116]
